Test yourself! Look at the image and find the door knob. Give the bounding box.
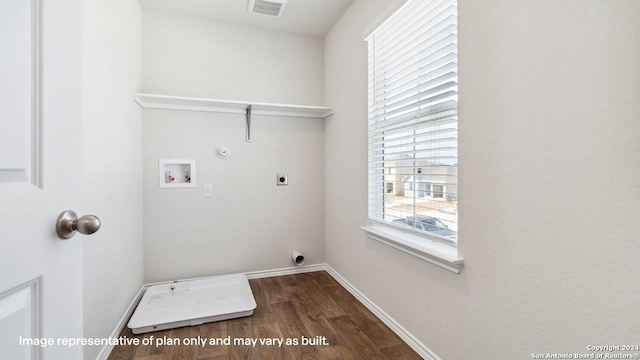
[56,210,101,239]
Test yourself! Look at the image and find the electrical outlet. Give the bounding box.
[277,174,288,186]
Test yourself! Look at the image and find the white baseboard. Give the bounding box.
[324,264,440,360]
[95,286,146,360]
[97,263,439,360]
[245,263,326,279]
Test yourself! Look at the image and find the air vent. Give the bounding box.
[248,0,288,17]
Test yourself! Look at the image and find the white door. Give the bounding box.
[0,0,85,359]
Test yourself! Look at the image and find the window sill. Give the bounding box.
[361,225,463,273]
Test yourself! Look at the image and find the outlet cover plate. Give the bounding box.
[277,174,288,186]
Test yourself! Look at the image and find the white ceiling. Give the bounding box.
[138,0,355,38]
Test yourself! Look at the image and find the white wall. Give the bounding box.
[82,1,143,359]
[325,1,640,359]
[142,11,324,105]
[142,11,325,283]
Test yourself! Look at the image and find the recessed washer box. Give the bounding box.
[128,273,256,334]
[159,159,195,188]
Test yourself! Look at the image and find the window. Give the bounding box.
[367,0,458,244]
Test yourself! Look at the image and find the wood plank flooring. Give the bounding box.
[107,271,422,360]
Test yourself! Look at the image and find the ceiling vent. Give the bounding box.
[248,0,288,18]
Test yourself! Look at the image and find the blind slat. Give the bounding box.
[369,101,457,129]
[374,44,457,93]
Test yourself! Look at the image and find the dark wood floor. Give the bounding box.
[107,271,422,360]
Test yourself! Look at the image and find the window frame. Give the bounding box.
[362,0,463,272]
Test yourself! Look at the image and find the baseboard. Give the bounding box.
[245,263,326,279]
[324,264,441,360]
[95,285,146,360]
[97,263,439,360]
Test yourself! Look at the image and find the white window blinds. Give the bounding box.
[367,0,458,241]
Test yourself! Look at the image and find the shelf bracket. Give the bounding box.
[245,105,252,142]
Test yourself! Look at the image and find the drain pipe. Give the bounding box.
[291,251,304,266]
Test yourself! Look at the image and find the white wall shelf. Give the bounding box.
[135,93,333,142]
[134,93,334,119]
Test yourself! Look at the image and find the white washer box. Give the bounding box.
[158,159,195,188]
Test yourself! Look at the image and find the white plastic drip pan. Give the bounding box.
[128,273,256,334]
